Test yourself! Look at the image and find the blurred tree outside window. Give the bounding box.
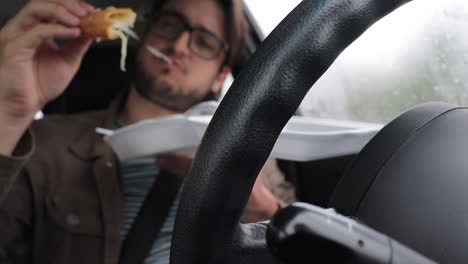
[300,0,468,124]
[246,0,468,124]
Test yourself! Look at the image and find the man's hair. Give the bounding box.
[146,0,250,70]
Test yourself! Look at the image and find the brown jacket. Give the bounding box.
[0,104,123,264]
[0,101,296,264]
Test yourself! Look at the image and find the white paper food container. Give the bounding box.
[102,112,382,162]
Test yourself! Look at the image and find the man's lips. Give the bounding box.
[167,57,182,71]
[164,56,188,74]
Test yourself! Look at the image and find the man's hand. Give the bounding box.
[0,0,94,155]
[240,171,279,223]
[156,154,279,223]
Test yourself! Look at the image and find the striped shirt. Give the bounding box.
[120,157,179,264]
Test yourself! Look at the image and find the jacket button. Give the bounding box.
[66,214,80,226]
[105,161,113,168]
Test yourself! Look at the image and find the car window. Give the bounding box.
[219,0,302,99]
[246,0,468,124]
[244,0,302,37]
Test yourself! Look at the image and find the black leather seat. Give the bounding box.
[330,102,468,263]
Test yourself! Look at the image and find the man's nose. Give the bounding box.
[172,31,191,57]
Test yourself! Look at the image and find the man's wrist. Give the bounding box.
[0,109,34,156]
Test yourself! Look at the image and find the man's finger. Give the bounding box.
[60,37,92,66]
[5,1,85,38]
[63,1,89,17]
[78,1,95,13]
[24,1,83,28]
[16,24,80,51]
[28,0,93,17]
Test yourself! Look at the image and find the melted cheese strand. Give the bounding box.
[115,25,139,41]
[115,30,128,72]
[146,45,173,64]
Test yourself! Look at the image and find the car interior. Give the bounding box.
[2,0,467,263]
[2,0,349,208]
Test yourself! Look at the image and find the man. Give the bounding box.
[0,0,294,263]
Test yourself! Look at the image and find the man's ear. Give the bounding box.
[211,66,231,94]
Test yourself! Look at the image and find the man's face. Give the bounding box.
[134,0,229,112]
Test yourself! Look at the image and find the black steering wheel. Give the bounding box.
[170,0,413,263]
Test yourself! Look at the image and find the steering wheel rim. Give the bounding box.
[170,0,412,263]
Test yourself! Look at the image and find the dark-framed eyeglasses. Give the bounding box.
[150,10,229,60]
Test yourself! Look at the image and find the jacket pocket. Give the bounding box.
[43,194,104,264]
[45,194,103,236]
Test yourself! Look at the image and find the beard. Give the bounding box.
[133,58,217,113]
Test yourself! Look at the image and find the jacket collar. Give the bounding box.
[68,95,125,161]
